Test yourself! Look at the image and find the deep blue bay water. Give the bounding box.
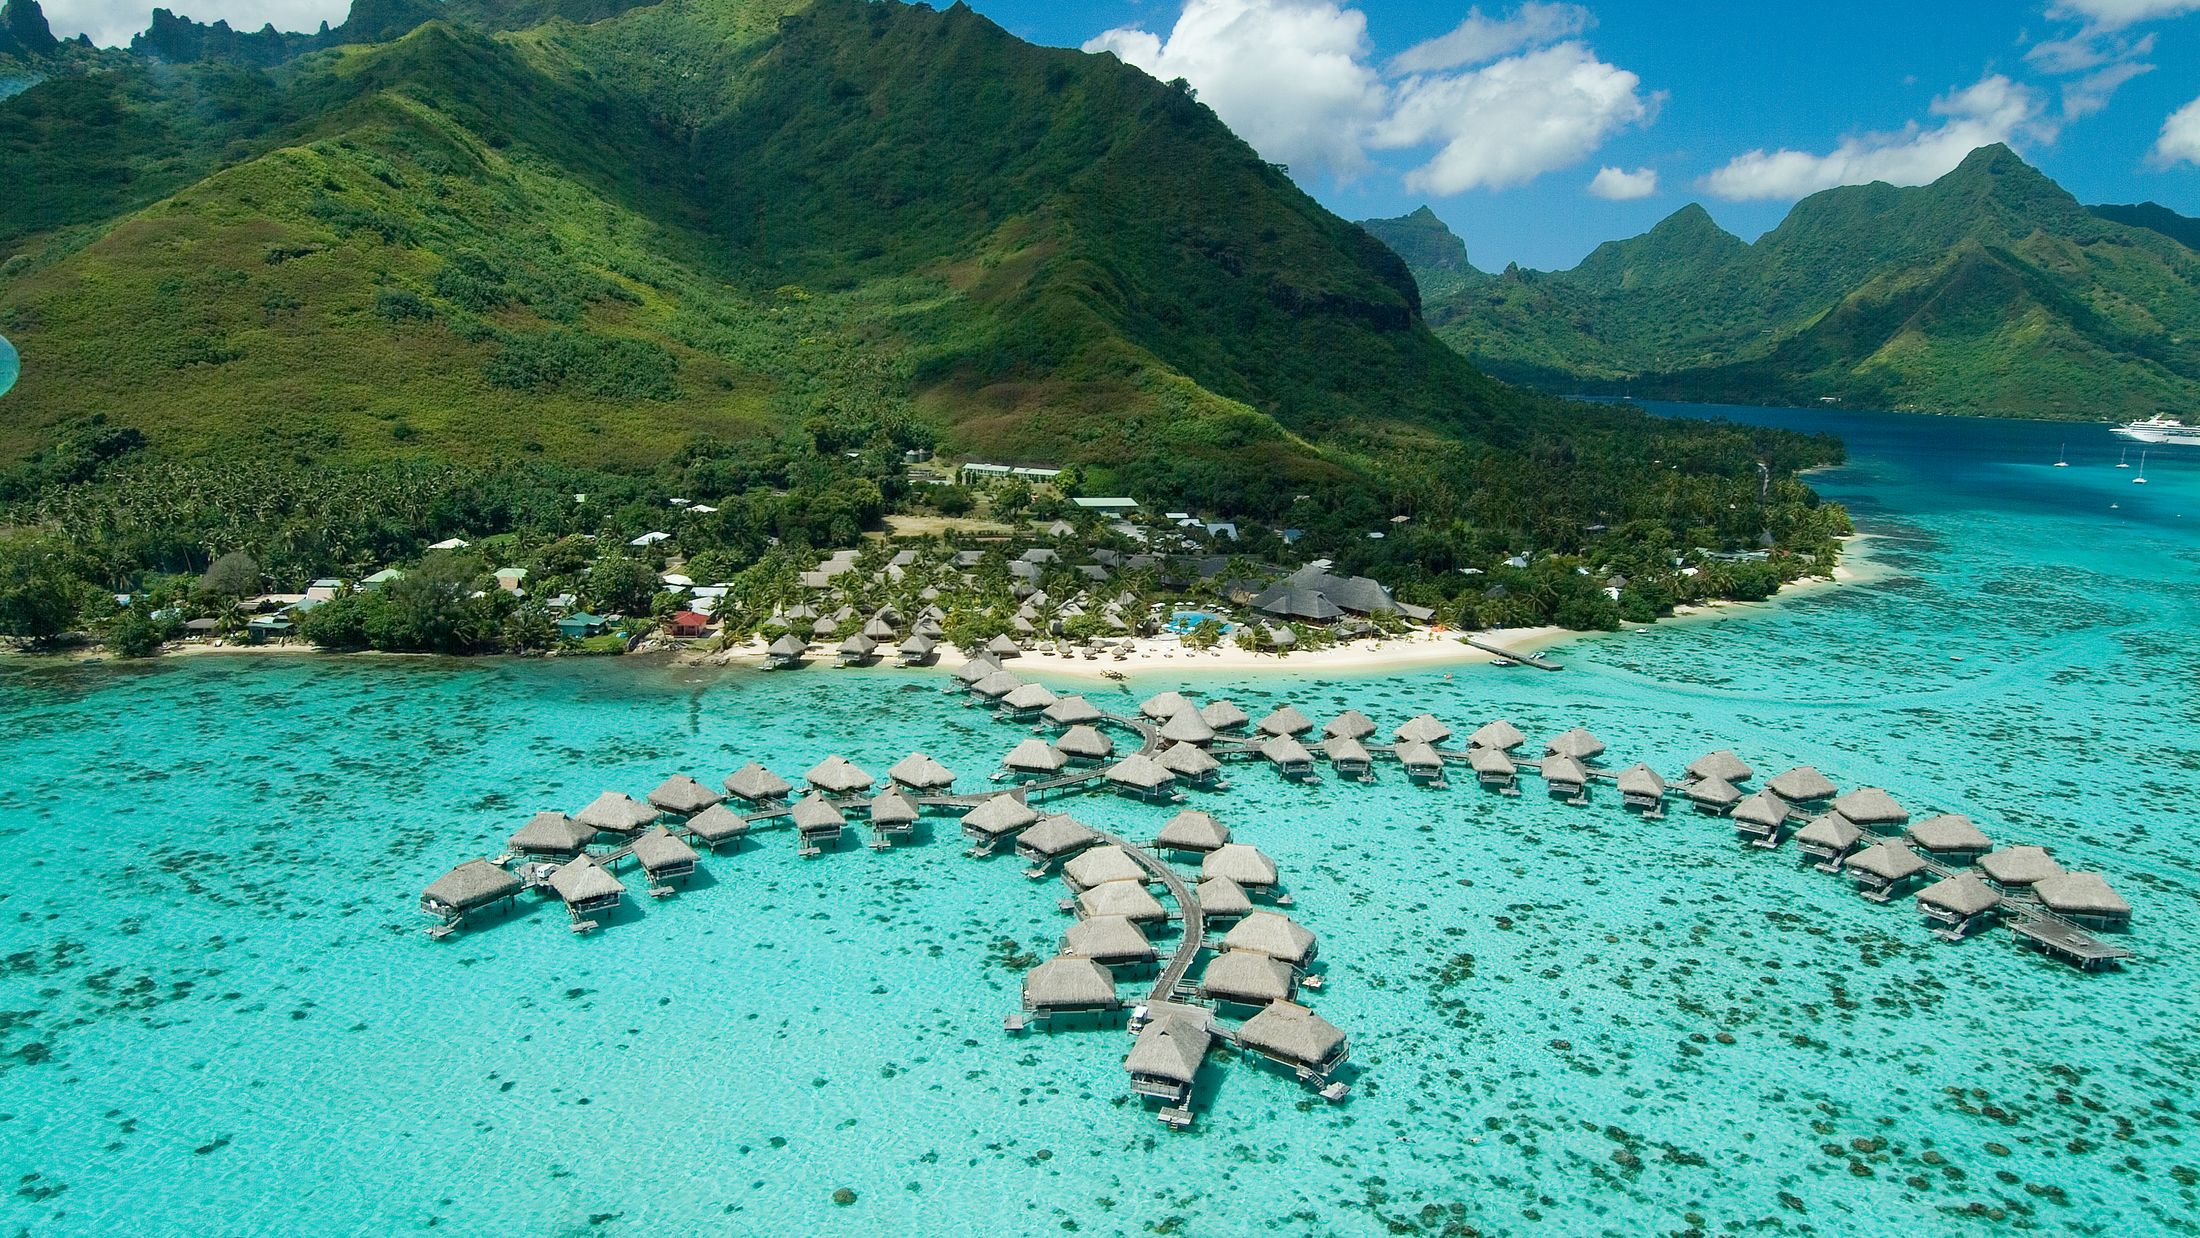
[1,405,2197,1235]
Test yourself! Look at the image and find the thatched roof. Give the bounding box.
[1066,845,1148,889]
[1141,691,1193,721]
[1077,879,1168,922]
[1018,813,1098,858]
[1201,951,1295,1004]
[837,633,878,657]
[1222,911,1315,963]
[1195,875,1254,918]
[1236,1000,1346,1067]
[1845,840,1927,881]
[963,794,1040,836]
[867,787,920,826]
[1686,749,1753,783]
[1003,682,1059,712]
[1469,719,1526,751]
[1394,714,1452,745]
[1322,735,1372,765]
[1978,845,2063,886]
[423,859,522,911]
[1157,742,1222,777]
[1767,765,1837,802]
[1124,1015,1211,1084]
[509,811,594,855]
[952,654,1000,684]
[683,803,751,844]
[631,826,700,873]
[1615,763,1665,797]
[1157,809,1231,851]
[1105,753,1175,790]
[1004,738,1069,773]
[549,854,623,905]
[1545,727,1605,760]
[1536,754,1587,785]
[1159,710,1217,745]
[861,617,897,640]
[887,752,957,790]
[1323,710,1377,741]
[576,792,657,835]
[2034,872,2130,918]
[1794,812,1862,851]
[766,633,808,658]
[1255,705,1315,737]
[791,793,846,832]
[898,633,937,657]
[647,774,722,816]
[1200,700,1251,731]
[805,755,874,794]
[1907,814,1989,853]
[1203,844,1280,889]
[1023,957,1118,1009]
[725,762,793,801]
[1044,695,1104,726]
[1260,735,1315,767]
[984,634,1022,656]
[1397,740,1444,770]
[1831,786,1909,826]
[1682,775,1742,807]
[1055,725,1115,760]
[1467,747,1515,775]
[971,670,1025,699]
[1063,914,1155,964]
[1919,872,2002,916]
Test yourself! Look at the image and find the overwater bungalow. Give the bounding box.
[1394,714,1452,746]
[1002,682,1060,719]
[1731,790,1792,847]
[765,633,808,668]
[1222,911,1317,968]
[837,633,879,667]
[898,633,938,666]
[1260,734,1317,780]
[683,803,751,852]
[1203,844,1280,893]
[1845,840,1929,902]
[1918,872,2003,940]
[1016,814,1099,866]
[1195,875,1254,922]
[1065,844,1148,892]
[2033,872,2131,930]
[1055,725,1115,764]
[1255,705,1315,738]
[725,762,794,807]
[1397,741,1447,785]
[1062,914,1157,968]
[1002,737,1070,777]
[646,775,721,818]
[1044,695,1104,727]
[1125,1014,1211,1110]
[1077,879,1169,923]
[1686,750,1753,784]
[1467,746,1517,794]
[1155,809,1231,853]
[1545,727,1605,763]
[421,859,523,930]
[630,826,700,889]
[1022,957,1122,1017]
[790,794,847,855]
[805,755,875,797]
[1235,1000,1349,1082]
[1681,775,1742,815]
[1767,765,1838,804]
[1794,812,1863,872]
[887,752,957,793]
[1157,742,1224,788]
[1615,764,1667,816]
[1321,735,1374,781]
[1537,754,1589,804]
[1323,710,1377,741]
[548,854,624,926]
[1141,691,1193,721]
[1830,787,1909,833]
[951,654,1000,686]
[576,792,658,838]
[866,787,920,845]
[1468,719,1527,751]
[971,670,1025,701]
[1907,814,1993,863]
[1201,950,1297,1006]
[1200,700,1251,732]
[1104,753,1179,802]
[509,811,595,859]
[1977,845,2064,892]
[984,634,1023,659]
[962,794,1041,850]
[1160,709,1218,746]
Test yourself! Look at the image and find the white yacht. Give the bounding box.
[2113,415,2200,445]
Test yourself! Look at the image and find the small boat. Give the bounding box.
[2053,443,2068,468]
[2134,450,2149,485]
[2117,447,2130,469]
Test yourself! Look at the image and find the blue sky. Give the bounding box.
[37,0,2200,269]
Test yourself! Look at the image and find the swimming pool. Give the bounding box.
[1167,610,1235,633]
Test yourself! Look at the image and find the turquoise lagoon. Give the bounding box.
[0,333,17,400]
[1,406,2197,1236]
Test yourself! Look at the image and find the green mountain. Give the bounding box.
[1357,206,1475,301]
[2092,201,2200,252]
[1387,146,2200,419]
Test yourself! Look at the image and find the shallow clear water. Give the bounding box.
[2,405,2197,1236]
[0,333,17,400]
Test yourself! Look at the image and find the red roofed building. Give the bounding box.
[670,611,714,638]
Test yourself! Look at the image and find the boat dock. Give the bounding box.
[1462,636,1563,671]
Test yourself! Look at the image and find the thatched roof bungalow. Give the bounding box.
[887,752,957,792]
[1686,749,1753,784]
[1907,813,1992,861]
[1845,840,1929,902]
[804,755,874,796]
[1320,734,1373,779]
[1022,957,1121,1014]
[682,803,752,851]
[1917,872,2003,937]
[1140,691,1193,721]
[1236,1000,1349,1078]
[1055,725,1115,763]
[1062,914,1156,967]
[1255,705,1315,737]
[421,859,522,921]
[1200,700,1251,732]
[1125,1015,1211,1104]
[1157,742,1222,784]
[1545,727,1605,762]
[1468,719,1527,752]
[1394,714,1451,745]
[1016,813,1099,864]
[1977,845,2064,890]
[1467,745,1517,792]
[1260,734,1316,779]
[576,792,658,837]
[1682,775,1742,814]
[1831,786,1909,830]
[1156,809,1231,853]
[962,794,1041,844]
[1104,753,1177,801]
[1065,844,1148,892]
[1397,741,1445,782]
[867,787,920,836]
[509,811,594,858]
[1203,844,1280,891]
[2034,872,2130,929]
[1731,789,1791,845]
[1194,875,1254,921]
[548,854,624,917]
[1537,754,1588,801]
[1323,710,1377,741]
[1002,682,1059,718]
[1160,709,1218,746]
[631,826,700,884]
[1221,910,1315,966]
[724,762,792,805]
[971,670,1024,700]
[1615,763,1666,812]
[790,793,847,849]
[647,774,722,817]
[1201,951,1296,1006]
[1077,879,1168,923]
[1044,695,1104,727]
[1003,737,1069,776]
[1767,765,1838,803]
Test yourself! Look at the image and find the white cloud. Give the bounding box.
[1389,1,1588,73]
[2153,93,2200,166]
[1702,74,2050,201]
[1086,1,1655,193]
[1587,165,1658,199]
[2062,60,2153,119]
[2046,0,2200,30]
[44,0,347,48]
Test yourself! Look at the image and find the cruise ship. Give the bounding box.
[2113,415,2200,445]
